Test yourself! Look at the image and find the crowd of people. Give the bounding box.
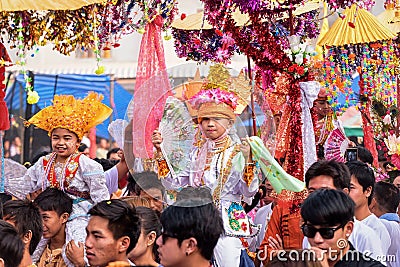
[1,71,400,267]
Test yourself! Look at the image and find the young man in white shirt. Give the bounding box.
[346,161,391,257]
[369,181,400,267]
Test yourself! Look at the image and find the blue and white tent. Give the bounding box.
[5,73,133,138]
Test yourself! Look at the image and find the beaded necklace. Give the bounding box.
[212,143,241,207]
[44,151,80,190]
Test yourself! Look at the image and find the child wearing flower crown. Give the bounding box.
[152,65,259,267]
[5,92,112,266]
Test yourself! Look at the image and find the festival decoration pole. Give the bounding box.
[247,56,257,136]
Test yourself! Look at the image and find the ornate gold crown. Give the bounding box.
[175,64,251,116]
[25,92,112,139]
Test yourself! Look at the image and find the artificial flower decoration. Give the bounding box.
[384,134,400,169]
[189,88,238,110]
[26,90,40,105]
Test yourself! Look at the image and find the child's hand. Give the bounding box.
[240,138,251,162]
[152,129,163,151]
[66,240,85,267]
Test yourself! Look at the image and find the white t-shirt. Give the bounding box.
[104,165,119,195]
[253,203,273,249]
[379,218,400,267]
[362,214,391,255]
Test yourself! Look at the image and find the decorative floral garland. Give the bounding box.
[171,28,237,63]
[98,0,177,48]
[189,88,238,110]
[323,41,396,115]
[0,0,177,55]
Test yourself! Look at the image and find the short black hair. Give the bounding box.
[160,198,224,261]
[94,158,119,171]
[136,206,162,262]
[78,143,88,153]
[34,188,73,216]
[132,171,165,198]
[88,199,141,253]
[3,200,43,255]
[305,160,351,190]
[0,220,24,267]
[301,189,355,226]
[176,186,213,202]
[346,161,375,205]
[107,148,120,159]
[357,146,373,165]
[373,181,400,213]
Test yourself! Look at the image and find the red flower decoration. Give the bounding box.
[181,13,186,20]
[296,66,305,75]
[241,222,248,232]
[215,29,223,36]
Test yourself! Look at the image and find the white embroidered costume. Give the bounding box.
[6,153,109,265]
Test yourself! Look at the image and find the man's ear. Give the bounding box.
[365,186,372,198]
[61,213,70,224]
[147,231,157,247]
[23,230,32,245]
[344,221,354,238]
[0,258,5,267]
[185,237,198,256]
[118,236,131,253]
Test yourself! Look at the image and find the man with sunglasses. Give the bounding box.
[304,160,386,265]
[156,195,224,267]
[301,189,384,266]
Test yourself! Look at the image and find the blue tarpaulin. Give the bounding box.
[5,74,133,138]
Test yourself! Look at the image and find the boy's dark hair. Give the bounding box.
[346,161,375,205]
[88,199,141,253]
[132,171,165,197]
[3,200,43,255]
[136,206,162,262]
[0,220,25,267]
[107,148,120,159]
[160,198,224,261]
[78,143,88,153]
[94,158,119,171]
[34,188,73,216]
[305,160,351,190]
[357,146,373,165]
[374,181,400,213]
[176,186,213,202]
[301,189,355,227]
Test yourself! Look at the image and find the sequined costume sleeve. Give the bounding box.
[5,156,46,199]
[77,155,110,203]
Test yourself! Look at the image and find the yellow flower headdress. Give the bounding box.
[25,92,112,140]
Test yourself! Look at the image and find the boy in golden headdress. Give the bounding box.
[152,65,259,267]
[5,92,112,266]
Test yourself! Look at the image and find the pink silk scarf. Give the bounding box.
[132,15,172,158]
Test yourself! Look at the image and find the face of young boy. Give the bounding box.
[51,128,80,161]
[40,209,68,240]
[199,117,232,140]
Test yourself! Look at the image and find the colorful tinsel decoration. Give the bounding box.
[323,41,396,115]
[172,28,237,63]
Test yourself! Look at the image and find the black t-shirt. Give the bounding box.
[335,243,385,267]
